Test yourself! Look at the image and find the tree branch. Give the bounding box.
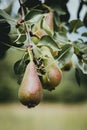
[19,0,25,20]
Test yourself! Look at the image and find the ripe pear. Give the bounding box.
[18,61,43,108]
[42,11,54,36]
[43,61,62,91]
[41,46,62,91]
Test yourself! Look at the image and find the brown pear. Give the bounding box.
[62,60,73,71]
[43,61,62,91]
[41,46,62,91]
[18,61,43,108]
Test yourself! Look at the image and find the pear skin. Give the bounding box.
[18,61,43,108]
[43,62,62,91]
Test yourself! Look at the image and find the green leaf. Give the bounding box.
[41,12,54,36]
[45,0,70,22]
[82,32,87,37]
[25,9,42,20]
[41,18,53,36]
[17,74,24,85]
[0,19,11,34]
[14,52,29,75]
[33,46,42,59]
[38,35,59,51]
[25,9,43,24]
[4,2,13,15]
[73,41,87,54]
[69,19,84,33]
[9,24,27,44]
[75,68,81,86]
[83,54,87,63]
[57,44,74,68]
[9,27,19,43]
[0,33,11,58]
[53,32,68,45]
[14,60,26,75]
[77,60,87,74]
[23,0,41,8]
[16,34,26,44]
[0,9,16,22]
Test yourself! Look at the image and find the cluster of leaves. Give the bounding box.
[0,0,87,86]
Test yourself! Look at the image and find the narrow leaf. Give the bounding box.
[69,19,84,32]
[38,35,59,51]
[75,68,81,86]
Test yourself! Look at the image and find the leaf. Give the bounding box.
[14,52,29,75]
[9,27,19,43]
[83,12,87,27]
[0,34,11,58]
[25,9,42,20]
[41,11,54,36]
[33,46,42,59]
[0,9,15,22]
[77,60,87,74]
[57,44,74,68]
[83,54,87,63]
[16,34,26,44]
[4,2,13,15]
[17,74,24,85]
[14,52,29,84]
[69,19,84,33]
[23,0,41,8]
[9,24,27,44]
[45,0,70,22]
[53,32,68,45]
[38,35,59,51]
[0,19,11,34]
[82,32,87,37]
[0,43,9,59]
[75,68,81,86]
[25,9,43,24]
[73,40,87,54]
[14,60,26,75]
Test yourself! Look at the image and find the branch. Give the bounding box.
[18,0,25,20]
[18,0,32,45]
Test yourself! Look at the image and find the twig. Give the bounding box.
[19,0,25,21]
[18,0,32,46]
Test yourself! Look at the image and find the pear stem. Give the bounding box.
[27,47,33,61]
[42,3,52,11]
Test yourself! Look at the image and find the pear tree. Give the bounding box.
[0,0,87,108]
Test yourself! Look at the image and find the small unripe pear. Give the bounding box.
[18,61,43,108]
[43,62,62,91]
[31,36,39,45]
[62,60,73,71]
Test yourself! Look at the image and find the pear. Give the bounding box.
[42,11,54,36]
[18,61,43,108]
[43,61,62,91]
[32,11,54,38]
[62,60,73,71]
[41,46,62,91]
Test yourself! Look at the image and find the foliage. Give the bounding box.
[0,0,87,105]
